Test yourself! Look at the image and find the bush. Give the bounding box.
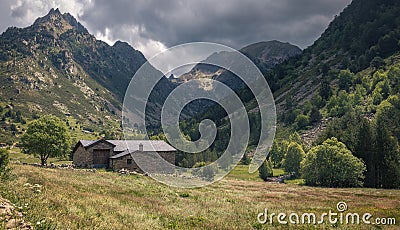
[0,149,11,180]
[309,107,322,123]
[241,153,250,165]
[283,142,305,176]
[338,69,354,92]
[301,137,366,188]
[295,114,309,129]
[259,160,273,181]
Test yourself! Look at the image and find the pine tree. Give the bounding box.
[258,160,273,181]
[354,118,376,187]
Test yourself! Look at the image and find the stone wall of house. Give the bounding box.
[86,142,114,155]
[73,145,92,167]
[73,141,114,168]
[111,151,175,173]
[111,155,142,172]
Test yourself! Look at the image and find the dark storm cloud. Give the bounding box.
[80,0,351,50]
[1,0,352,57]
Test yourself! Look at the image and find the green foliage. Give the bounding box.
[283,142,305,176]
[149,133,167,141]
[295,114,309,129]
[319,80,331,100]
[100,129,123,140]
[374,96,400,188]
[0,148,11,180]
[258,160,273,181]
[370,56,384,69]
[301,138,366,188]
[240,153,250,165]
[192,161,206,168]
[269,141,284,168]
[338,69,354,92]
[21,115,71,165]
[319,99,400,189]
[309,107,322,123]
[288,132,303,145]
[265,160,273,177]
[326,90,354,117]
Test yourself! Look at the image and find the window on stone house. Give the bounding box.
[127,159,132,165]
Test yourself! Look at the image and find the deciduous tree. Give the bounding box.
[21,115,71,165]
[301,137,365,187]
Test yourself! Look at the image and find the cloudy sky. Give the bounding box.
[0,0,351,59]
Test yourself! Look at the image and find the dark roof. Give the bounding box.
[83,139,116,148]
[75,139,176,153]
[109,150,131,159]
[73,139,116,152]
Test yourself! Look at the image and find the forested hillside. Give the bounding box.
[0,9,175,144]
[176,0,400,188]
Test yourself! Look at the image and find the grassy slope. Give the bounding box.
[8,148,72,165]
[1,164,399,229]
[226,165,284,182]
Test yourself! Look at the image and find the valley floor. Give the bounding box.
[0,164,399,229]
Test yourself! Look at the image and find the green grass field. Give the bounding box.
[1,163,399,230]
[7,148,72,165]
[226,165,285,181]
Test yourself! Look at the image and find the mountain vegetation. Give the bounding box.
[301,137,366,187]
[0,0,399,189]
[176,0,400,188]
[1,1,400,228]
[0,148,10,180]
[0,9,175,144]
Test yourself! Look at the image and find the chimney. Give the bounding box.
[139,143,143,151]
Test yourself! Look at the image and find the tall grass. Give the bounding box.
[1,164,399,229]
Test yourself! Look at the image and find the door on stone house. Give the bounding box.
[93,149,110,168]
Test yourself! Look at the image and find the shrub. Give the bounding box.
[295,114,309,129]
[301,137,366,188]
[259,160,273,181]
[338,69,354,92]
[283,142,305,176]
[0,148,11,180]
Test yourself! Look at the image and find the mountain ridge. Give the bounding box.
[176,40,301,90]
[178,0,400,155]
[0,8,174,142]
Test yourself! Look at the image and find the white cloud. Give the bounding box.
[95,27,116,46]
[134,39,168,59]
[93,24,167,59]
[10,0,90,26]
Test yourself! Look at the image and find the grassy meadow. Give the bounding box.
[1,162,399,229]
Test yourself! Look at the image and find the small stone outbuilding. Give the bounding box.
[72,139,176,172]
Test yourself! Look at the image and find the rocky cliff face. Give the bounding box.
[177,40,301,90]
[0,9,175,139]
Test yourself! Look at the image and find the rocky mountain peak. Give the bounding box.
[113,40,137,52]
[32,8,88,36]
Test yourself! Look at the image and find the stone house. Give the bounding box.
[72,139,176,172]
